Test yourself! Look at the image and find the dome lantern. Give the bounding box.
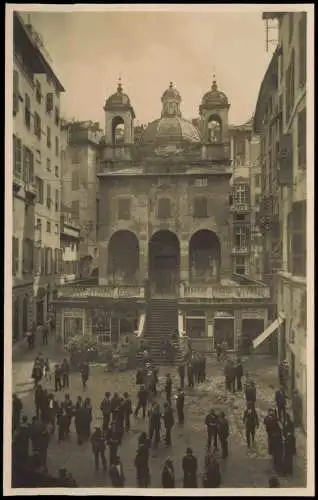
[161,82,182,118]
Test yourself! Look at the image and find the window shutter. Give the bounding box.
[13,70,20,115]
[46,93,54,112]
[40,247,45,275]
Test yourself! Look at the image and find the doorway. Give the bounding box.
[214,317,235,350]
[149,230,180,295]
[241,319,267,354]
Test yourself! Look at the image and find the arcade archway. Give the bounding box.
[108,230,140,284]
[189,229,221,282]
[149,230,180,295]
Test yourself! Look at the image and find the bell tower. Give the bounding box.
[103,78,136,148]
[199,75,230,145]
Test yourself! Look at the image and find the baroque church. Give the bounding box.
[55,78,272,358]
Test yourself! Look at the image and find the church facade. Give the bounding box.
[54,79,273,356]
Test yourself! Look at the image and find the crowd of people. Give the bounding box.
[12,345,299,489]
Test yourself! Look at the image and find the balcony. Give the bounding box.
[180,283,270,300]
[57,284,145,300]
[25,180,37,198]
[13,173,23,192]
[230,202,251,213]
[231,246,250,255]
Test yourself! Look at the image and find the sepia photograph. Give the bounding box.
[5,3,314,495]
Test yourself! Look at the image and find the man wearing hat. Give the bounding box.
[91,426,107,472]
[182,447,198,488]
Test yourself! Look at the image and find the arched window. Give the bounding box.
[111,116,125,145]
[208,115,222,143]
[108,230,140,284]
[189,230,221,282]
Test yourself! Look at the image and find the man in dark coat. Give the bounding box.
[182,448,198,488]
[217,411,229,459]
[134,444,150,487]
[47,393,59,434]
[271,425,284,474]
[54,364,62,392]
[80,361,89,389]
[176,388,185,425]
[34,385,44,420]
[61,358,70,389]
[243,402,259,448]
[57,405,68,443]
[165,373,173,406]
[202,457,221,488]
[74,397,84,445]
[148,402,161,446]
[283,431,296,476]
[234,357,243,391]
[100,392,112,432]
[37,426,50,468]
[134,385,148,419]
[110,393,120,420]
[107,422,120,466]
[187,361,194,388]
[163,402,174,446]
[264,408,280,455]
[178,362,185,389]
[162,459,175,488]
[275,386,287,422]
[205,409,219,451]
[12,415,30,463]
[245,380,257,408]
[91,426,107,472]
[123,392,132,432]
[109,456,125,487]
[12,393,23,432]
[62,394,74,438]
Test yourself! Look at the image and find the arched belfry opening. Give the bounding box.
[108,230,140,284]
[208,114,222,143]
[149,230,180,295]
[112,116,125,145]
[189,230,221,282]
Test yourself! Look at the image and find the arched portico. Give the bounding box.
[149,230,180,294]
[189,229,221,282]
[108,230,140,284]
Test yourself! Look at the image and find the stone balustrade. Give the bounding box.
[57,285,145,299]
[181,284,271,300]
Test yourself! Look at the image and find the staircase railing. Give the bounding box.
[135,312,146,338]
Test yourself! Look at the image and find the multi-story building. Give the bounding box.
[60,208,81,284]
[12,13,64,339]
[54,79,272,356]
[229,122,264,280]
[254,11,307,428]
[60,120,103,278]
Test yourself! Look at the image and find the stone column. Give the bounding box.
[98,242,108,285]
[180,240,189,283]
[139,242,148,282]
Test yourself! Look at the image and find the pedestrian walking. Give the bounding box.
[12,415,30,463]
[32,360,43,388]
[176,388,185,425]
[123,392,132,432]
[83,397,93,441]
[264,408,280,455]
[217,411,229,459]
[163,402,174,446]
[271,426,284,475]
[74,397,84,445]
[182,448,198,488]
[54,364,62,392]
[42,323,49,345]
[109,456,125,487]
[245,379,257,408]
[34,384,44,420]
[234,357,243,391]
[91,426,107,473]
[187,361,194,388]
[162,458,175,488]
[80,361,89,389]
[47,393,58,434]
[148,402,161,446]
[57,405,67,443]
[12,393,23,433]
[243,402,259,448]
[100,392,112,432]
[275,386,287,422]
[205,409,219,451]
[283,431,296,476]
[61,358,70,389]
[107,422,120,466]
[202,456,221,488]
[178,362,185,389]
[135,444,150,487]
[134,385,148,419]
[165,373,173,405]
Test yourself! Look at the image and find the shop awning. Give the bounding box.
[252,313,285,349]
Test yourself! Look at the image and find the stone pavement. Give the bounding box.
[12,351,307,489]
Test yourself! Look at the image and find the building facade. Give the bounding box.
[60,210,81,284]
[60,120,103,278]
[54,79,272,355]
[229,123,264,280]
[254,11,307,428]
[12,13,64,340]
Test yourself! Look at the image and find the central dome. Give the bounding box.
[139,116,201,148]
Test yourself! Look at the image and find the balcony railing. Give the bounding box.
[57,284,145,299]
[61,212,80,230]
[25,180,37,197]
[180,284,270,300]
[230,202,251,212]
[231,246,250,254]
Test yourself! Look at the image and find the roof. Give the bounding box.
[139,116,201,150]
[14,12,65,92]
[104,82,135,118]
[201,79,229,108]
[253,47,280,133]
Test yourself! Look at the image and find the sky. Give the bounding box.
[19,8,274,129]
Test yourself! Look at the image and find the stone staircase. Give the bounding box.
[143,298,183,365]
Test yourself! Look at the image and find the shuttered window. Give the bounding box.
[25,93,31,128]
[23,146,34,183]
[45,247,53,275]
[46,92,53,112]
[13,135,22,178]
[193,197,207,218]
[40,247,46,275]
[118,198,131,220]
[34,112,42,139]
[34,246,41,275]
[22,239,34,274]
[292,201,306,276]
[47,183,52,209]
[298,108,306,169]
[13,70,20,115]
[12,237,19,275]
[158,198,171,219]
